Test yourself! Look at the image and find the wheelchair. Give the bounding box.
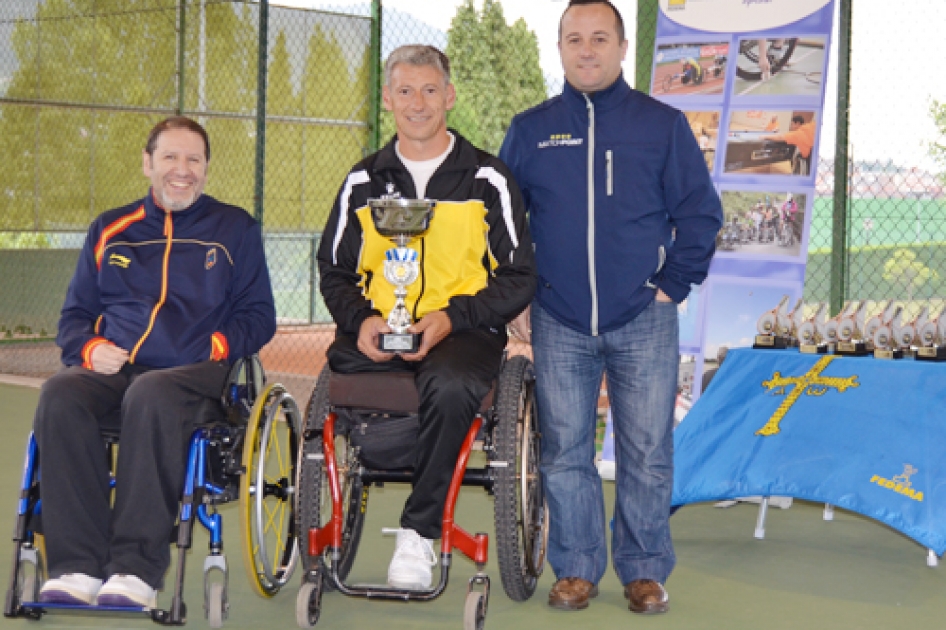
[4,356,302,626]
[294,354,547,629]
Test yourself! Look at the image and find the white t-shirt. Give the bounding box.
[396,132,455,198]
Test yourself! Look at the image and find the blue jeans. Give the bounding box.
[532,300,678,585]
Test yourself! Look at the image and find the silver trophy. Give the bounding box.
[368,198,436,353]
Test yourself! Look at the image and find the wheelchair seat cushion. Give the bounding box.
[328,371,495,414]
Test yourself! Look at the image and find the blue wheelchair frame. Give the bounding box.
[3,357,300,626]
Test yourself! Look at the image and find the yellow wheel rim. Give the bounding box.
[240,383,301,597]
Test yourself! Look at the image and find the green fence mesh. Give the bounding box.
[2,0,946,402]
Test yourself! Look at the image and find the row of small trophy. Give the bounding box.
[753,296,946,361]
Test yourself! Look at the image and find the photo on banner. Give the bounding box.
[716,187,811,261]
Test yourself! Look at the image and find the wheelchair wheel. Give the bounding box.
[463,591,487,630]
[206,582,226,629]
[296,578,323,628]
[491,355,547,602]
[240,383,302,597]
[296,366,366,588]
[737,38,796,81]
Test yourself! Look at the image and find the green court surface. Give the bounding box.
[3,381,946,629]
[732,42,825,97]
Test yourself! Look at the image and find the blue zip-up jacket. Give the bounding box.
[57,191,277,368]
[499,75,723,336]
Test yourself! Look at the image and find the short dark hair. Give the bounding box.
[791,115,805,125]
[145,116,211,161]
[559,0,625,43]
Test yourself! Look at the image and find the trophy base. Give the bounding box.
[799,343,828,355]
[753,335,789,350]
[379,332,421,353]
[835,341,870,356]
[915,346,946,362]
[874,348,904,360]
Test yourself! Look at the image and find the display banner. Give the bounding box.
[672,348,946,555]
[598,0,835,480]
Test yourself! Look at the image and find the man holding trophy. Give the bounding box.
[317,45,535,590]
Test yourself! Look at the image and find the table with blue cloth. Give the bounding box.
[672,347,946,556]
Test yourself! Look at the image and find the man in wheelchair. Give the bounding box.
[33,117,276,608]
[317,45,535,590]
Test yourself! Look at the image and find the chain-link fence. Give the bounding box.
[0,0,371,399]
[3,0,946,400]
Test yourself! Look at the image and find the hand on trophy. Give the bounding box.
[401,310,453,362]
[358,315,395,363]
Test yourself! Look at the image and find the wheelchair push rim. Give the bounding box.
[240,383,302,597]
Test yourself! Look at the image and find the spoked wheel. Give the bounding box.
[737,38,797,80]
[240,383,302,597]
[491,355,548,602]
[662,74,673,93]
[296,366,366,590]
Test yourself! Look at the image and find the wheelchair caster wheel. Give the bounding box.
[296,579,323,628]
[463,591,487,630]
[206,582,227,628]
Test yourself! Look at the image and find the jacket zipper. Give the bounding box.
[606,150,613,196]
[584,93,599,336]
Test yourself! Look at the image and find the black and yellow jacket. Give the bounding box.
[317,132,536,337]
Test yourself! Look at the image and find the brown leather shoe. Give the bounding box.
[624,579,669,614]
[548,577,599,611]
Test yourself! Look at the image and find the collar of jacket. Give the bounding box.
[144,188,211,221]
[373,129,479,178]
[561,73,633,115]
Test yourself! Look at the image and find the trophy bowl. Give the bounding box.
[369,198,436,240]
[367,198,438,353]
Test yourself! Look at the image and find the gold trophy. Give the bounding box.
[823,301,857,352]
[835,301,870,356]
[753,295,792,349]
[873,305,904,360]
[368,198,436,353]
[916,305,946,361]
[797,303,829,354]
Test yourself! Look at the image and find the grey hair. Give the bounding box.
[384,45,451,86]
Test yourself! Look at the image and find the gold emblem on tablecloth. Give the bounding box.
[757,356,859,436]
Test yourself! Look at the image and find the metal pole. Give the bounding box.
[635,0,658,91]
[254,0,269,224]
[368,0,382,153]
[829,0,853,315]
[177,0,186,114]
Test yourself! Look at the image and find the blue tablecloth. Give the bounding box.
[673,347,946,554]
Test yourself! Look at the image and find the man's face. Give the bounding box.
[142,128,208,212]
[382,63,455,148]
[559,3,628,93]
[790,120,802,131]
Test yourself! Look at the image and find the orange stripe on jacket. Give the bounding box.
[94,206,147,270]
[81,337,110,370]
[129,211,173,364]
[210,332,229,361]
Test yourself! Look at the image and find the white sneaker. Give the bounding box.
[96,574,157,609]
[38,573,103,605]
[384,528,437,589]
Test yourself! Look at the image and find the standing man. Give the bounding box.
[318,45,534,590]
[500,0,722,615]
[35,116,276,608]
